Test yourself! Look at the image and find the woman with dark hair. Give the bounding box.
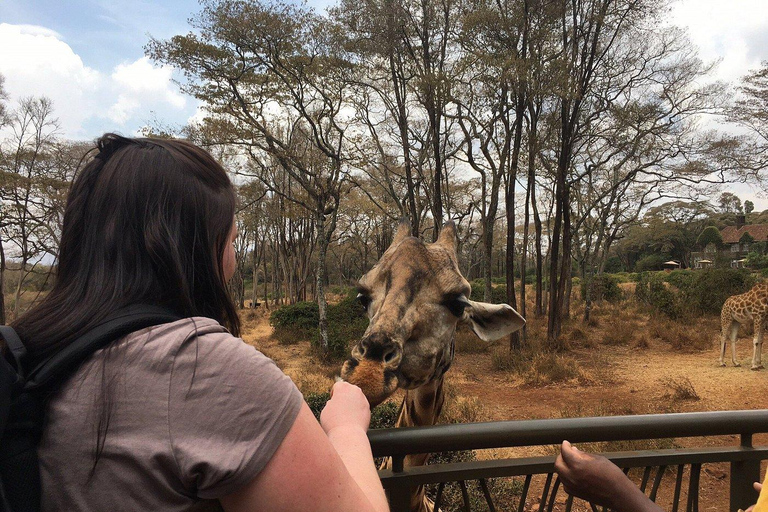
[13,134,389,512]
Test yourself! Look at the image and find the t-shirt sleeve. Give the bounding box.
[167,326,304,499]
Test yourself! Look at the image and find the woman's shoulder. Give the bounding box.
[122,316,274,378]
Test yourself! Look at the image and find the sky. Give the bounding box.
[0,0,767,207]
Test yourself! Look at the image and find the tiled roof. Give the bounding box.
[721,224,768,243]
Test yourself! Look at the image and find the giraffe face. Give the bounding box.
[340,221,526,407]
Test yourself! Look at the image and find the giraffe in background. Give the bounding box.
[341,221,525,512]
[720,281,768,370]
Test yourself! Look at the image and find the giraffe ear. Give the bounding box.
[462,300,525,342]
[436,221,457,252]
[389,219,412,248]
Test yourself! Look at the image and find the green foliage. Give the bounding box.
[696,225,724,249]
[580,274,621,302]
[469,279,508,303]
[370,401,400,430]
[684,268,756,314]
[634,254,667,272]
[740,231,756,245]
[636,269,757,318]
[746,252,768,269]
[635,272,681,318]
[269,301,319,331]
[664,269,695,290]
[324,294,370,359]
[269,295,369,358]
[304,392,330,421]
[603,256,624,273]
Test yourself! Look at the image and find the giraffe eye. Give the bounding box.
[444,295,470,317]
[357,293,372,310]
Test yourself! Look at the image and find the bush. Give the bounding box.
[269,295,369,358]
[580,274,621,303]
[665,269,695,290]
[635,272,681,318]
[469,279,508,303]
[324,295,369,359]
[746,252,768,270]
[684,268,757,315]
[636,269,757,320]
[634,254,668,272]
[269,301,319,331]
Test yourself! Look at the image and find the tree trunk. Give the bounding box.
[316,210,331,353]
[0,234,5,325]
[506,94,525,351]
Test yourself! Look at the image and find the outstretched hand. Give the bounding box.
[319,381,371,435]
[554,441,664,512]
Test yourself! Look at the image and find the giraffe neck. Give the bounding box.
[395,376,446,512]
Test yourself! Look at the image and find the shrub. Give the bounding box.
[634,254,667,272]
[304,391,331,421]
[580,274,622,303]
[684,269,757,315]
[492,348,585,386]
[635,272,681,318]
[324,294,370,359]
[665,269,695,290]
[469,279,508,303]
[269,301,319,331]
[269,295,369,359]
[746,252,768,270]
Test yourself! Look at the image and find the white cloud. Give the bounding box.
[670,0,768,83]
[0,23,191,139]
[108,57,186,124]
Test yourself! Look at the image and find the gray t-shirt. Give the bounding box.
[38,317,304,511]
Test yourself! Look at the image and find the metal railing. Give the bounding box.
[368,410,768,512]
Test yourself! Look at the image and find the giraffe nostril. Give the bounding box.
[383,349,397,364]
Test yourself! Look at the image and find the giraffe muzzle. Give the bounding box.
[340,357,400,408]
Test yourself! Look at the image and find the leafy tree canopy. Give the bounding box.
[696,225,724,249]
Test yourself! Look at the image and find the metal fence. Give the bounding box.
[368,410,768,512]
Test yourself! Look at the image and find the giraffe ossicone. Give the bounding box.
[340,220,525,512]
[720,282,768,370]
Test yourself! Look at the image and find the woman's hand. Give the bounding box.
[320,381,371,435]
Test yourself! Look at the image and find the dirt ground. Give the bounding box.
[239,307,768,512]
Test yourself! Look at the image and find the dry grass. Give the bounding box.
[454,326,490,354]
[441,381,488,424]
[491,347,594,386]
[287,368,336,395]
[646,316,713,352]
[600,317,640,346]
[660,376,700,401]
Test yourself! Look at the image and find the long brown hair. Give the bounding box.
[13,133,240,366]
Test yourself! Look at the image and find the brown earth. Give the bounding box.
[238,304,768,512]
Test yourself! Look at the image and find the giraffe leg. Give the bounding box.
[752,317,764,370]
[730,322,740,367]
[720,321,730,367]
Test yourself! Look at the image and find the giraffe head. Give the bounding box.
[340,221,526,407]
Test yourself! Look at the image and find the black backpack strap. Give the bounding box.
[0,326,26,379]
[24,304,181,393]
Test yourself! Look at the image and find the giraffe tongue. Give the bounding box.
[344,359,395,408]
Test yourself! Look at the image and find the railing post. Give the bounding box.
[730,434,761,512]
[388,455,413,512]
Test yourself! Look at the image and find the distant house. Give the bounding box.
[692,215,768,269]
